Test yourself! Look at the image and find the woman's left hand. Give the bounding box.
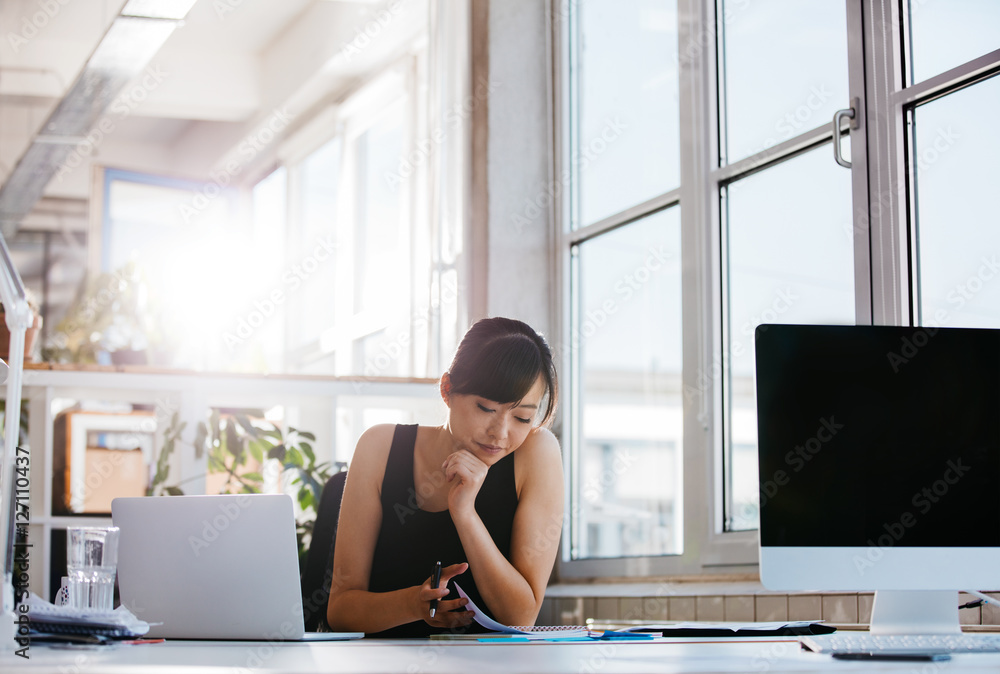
[442,449,489,516]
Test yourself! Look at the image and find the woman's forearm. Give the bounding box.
[451,511,539,626]
[327,587,419,634]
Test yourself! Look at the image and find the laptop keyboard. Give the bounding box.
[802,632,1000,654]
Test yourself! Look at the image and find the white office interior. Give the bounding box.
[2,0,1000,646]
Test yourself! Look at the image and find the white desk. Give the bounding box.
[5,638,1000,673]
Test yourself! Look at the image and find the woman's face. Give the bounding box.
[444,375,547,465]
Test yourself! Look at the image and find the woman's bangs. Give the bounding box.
[462,335,543,404]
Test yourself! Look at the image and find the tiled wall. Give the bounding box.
[537,591,1000,629]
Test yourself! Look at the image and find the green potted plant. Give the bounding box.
[149,408,339,564]
[47,261,167,365]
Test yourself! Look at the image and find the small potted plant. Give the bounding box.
[47,262,166,366]
[0,287,42,362]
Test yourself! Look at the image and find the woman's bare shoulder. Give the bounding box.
[514,426,563,490]
[520,426,561,459]
[347,424,398,483]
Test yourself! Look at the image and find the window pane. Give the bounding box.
[720,0,848,164]
[908,0,1000,85]
[105,174,237,371]
[351,102,409,376]
[572,208,682,559]
[249,167,288,372]
[724,147,854,531]
[357,107,405,316]
[914,76,1000,328]
[574,0,678,226]
[292,136,341,361]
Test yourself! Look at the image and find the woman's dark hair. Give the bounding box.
[446,317,558,426]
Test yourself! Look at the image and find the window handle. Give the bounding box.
[832,99,858,169]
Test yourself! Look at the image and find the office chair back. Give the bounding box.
[301,470,347,631]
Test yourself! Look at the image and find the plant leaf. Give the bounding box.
[284,447,303,467]
[209,409,221,443]
[299,442,316,464]
[235,414,259,437]
[247,439,265,464]
[267,443,287,461]
[193,422,207,460]
[226,422,243,462]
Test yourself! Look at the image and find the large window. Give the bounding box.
[563,0,682,569]
[252,54,465,382]
[557,0,1000,576]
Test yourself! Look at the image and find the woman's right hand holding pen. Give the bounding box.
[418,562,473,628]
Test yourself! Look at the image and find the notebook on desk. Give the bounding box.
[112,494,362,641]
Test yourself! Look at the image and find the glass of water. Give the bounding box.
[66,526,119,612]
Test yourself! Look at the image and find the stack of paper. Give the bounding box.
[26,593,151,641]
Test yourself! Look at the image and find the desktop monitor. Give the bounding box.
[754,324,1000,634]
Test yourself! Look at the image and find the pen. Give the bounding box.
[831,652,951,662]
[429,561,442,618]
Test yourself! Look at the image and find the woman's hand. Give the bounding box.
[417,562,473,628]
[442,450,490,517]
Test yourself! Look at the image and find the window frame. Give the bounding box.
[553,0,1000,580]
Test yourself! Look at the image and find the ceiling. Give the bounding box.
[0,0,426,233]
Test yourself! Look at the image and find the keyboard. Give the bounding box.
[802,632,1000,655]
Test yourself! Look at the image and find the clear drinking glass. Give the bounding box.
[66,526,119,612]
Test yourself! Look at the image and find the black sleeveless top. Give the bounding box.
[367,424,518,638]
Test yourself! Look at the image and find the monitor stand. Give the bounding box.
[870,591,961,635]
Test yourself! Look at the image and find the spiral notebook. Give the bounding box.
[453,583,590,638]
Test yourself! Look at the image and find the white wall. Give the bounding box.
[485,0,554,338]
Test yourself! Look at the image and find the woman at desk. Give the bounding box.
[327,317,563,637]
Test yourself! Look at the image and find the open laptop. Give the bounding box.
[112,494,362,641]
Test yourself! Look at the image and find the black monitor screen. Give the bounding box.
[755,324,1000,547]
